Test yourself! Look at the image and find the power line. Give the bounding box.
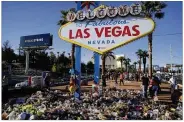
[153,33,182,37]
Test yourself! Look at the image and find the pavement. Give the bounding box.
[51,79,183,103]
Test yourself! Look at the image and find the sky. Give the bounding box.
[2,1,183,66]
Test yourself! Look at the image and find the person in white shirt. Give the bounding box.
[169,76,177,93]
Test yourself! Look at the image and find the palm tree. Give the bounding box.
[136,49,143,74]
[142,50,149,73]
[101,51,115,86]
[117,56,125,69]
[141,1,167,77]
[124,58,131,72]
[133,62,137,72]
[101,51,115,74]
[57,8,76,69]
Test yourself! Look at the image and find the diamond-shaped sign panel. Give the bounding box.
[58,16,155,54]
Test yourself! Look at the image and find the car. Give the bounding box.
[15,80,28,89]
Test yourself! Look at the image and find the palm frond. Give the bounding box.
[140,1,167,19]
[159,2,167,9]
[69,8,76,12]
[155,12,165,19]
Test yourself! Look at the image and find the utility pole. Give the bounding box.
[170,44,173,75]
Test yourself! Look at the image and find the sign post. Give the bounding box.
[25,50,29,75]
[74,1,82,100]
[93,2,100,85]
[94,52,100,84]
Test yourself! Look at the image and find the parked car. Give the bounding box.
[15,80,28,89]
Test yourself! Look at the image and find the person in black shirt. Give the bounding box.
[135,73,139,82]
[44,73,51,90]
[141,74,149,98]
[114,72,118,84]
[171,89,182,104]
[102,74,106,87]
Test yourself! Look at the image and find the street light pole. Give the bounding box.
[170,44,173,75]
[86,69,87,77]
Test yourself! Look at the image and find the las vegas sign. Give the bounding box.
[58,4,155,54]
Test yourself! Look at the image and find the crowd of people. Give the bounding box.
[103,71,182,104]
[2,88,183,120]
[104,71,139,82]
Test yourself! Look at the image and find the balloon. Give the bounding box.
[69,86,76,93]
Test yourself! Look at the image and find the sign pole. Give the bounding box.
[94,52,100,84]
[74,1,82,100]
[93,2,100,85]
[25,50,29,75]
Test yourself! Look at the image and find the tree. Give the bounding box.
[101,51,115,86]
[142,50,149,73]
[57,8,76,70]
[49,51,56,65]
[141,1,167,78]
[32,50,50,71]
[117,56,125,69]
[56,51,71,75]
[81,62,87,73]
[128,65,135,73]
[101,51,115,75]
[2,40,17,63]
[133,62,138,72]
[52,63,57,72]
[136,49,143,74]
[87,61,94,74]
[124,58,131,72]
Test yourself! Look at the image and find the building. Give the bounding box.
[99,54,126,69]
[165,64,183,72]
[153,65,160,71]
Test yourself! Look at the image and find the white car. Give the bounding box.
[15,81,28,89]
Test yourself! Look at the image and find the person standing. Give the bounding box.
[169,76,177,94]
[108,72,111,80]
[152,76,159,98]
[44,73,51,90]
[141,74,149,98]
[114,72,118,84]
[148,76,153,97]
[171,89,182,104]
[135,73,139,82]
[119,72,124,85]
[102,74,106,87]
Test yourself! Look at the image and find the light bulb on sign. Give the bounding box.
[66,11,76,22]
[106,6,118,18]
[86,9,96,20]
[130,3,142,16]
[76,10,86,21]
[118,5,130,17]
[96,8,107,19]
